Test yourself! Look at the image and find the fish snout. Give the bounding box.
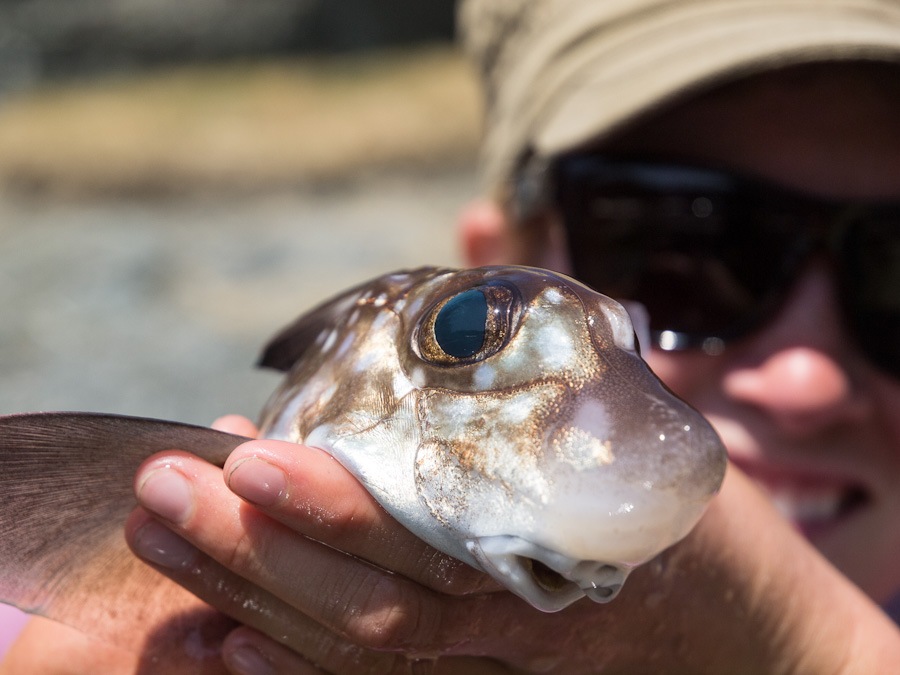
[466,535,630,612]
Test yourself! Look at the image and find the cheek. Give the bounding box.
[644,350,721,404]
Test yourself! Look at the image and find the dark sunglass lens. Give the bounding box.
[557,159,795,344]
[843,217,900,377]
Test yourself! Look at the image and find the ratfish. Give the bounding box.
[0,266,726,652]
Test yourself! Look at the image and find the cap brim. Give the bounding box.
[482,0,900,193]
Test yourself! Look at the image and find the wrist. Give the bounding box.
[647,466,900,674]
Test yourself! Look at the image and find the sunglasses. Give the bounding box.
[545,154,900,378]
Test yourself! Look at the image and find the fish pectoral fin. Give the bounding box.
[0,412,249,652]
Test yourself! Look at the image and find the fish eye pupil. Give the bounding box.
[434,289,488,358]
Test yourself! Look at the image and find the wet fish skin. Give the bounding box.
[258,266,726,610]
[0,265,726,654]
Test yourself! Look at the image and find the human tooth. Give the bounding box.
[768,487,843,523]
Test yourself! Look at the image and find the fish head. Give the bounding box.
[258,265,726,612]
[395,266,727,611]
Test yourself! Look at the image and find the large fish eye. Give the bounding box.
[433,289,487,358]
[418,284,517,365]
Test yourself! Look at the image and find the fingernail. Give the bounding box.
[137,467,194,524]
[226,644,275,675]
[227,458,287,508]
[132,519,196,570]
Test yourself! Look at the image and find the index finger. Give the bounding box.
[208,415,490,593]
[223,439,498,596]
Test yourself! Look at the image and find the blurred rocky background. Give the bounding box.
[0,0,480,425]
[0,0,457,86]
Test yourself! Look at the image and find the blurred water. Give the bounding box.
[0,170,472,424]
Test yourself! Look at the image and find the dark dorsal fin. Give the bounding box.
[258,266,449,372]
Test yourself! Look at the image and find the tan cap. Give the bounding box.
[459,0,900,198]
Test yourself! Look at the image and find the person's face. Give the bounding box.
[460,65,900,603]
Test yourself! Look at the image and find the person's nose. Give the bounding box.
[721,263,872,439]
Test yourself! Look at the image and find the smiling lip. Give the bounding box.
[729,457,871,540]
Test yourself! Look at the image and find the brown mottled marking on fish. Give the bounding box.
[259,266,726,610]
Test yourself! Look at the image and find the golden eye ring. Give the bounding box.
[417,284,517,366]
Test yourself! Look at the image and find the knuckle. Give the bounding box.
[219,523,267,577]
[345,575,440,651]
[327,498,374,539]
[294,492,374,541]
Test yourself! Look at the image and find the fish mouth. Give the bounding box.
[466,535,629,612]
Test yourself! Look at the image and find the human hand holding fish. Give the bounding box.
[119,433,896,675]
[2,266,894,673]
